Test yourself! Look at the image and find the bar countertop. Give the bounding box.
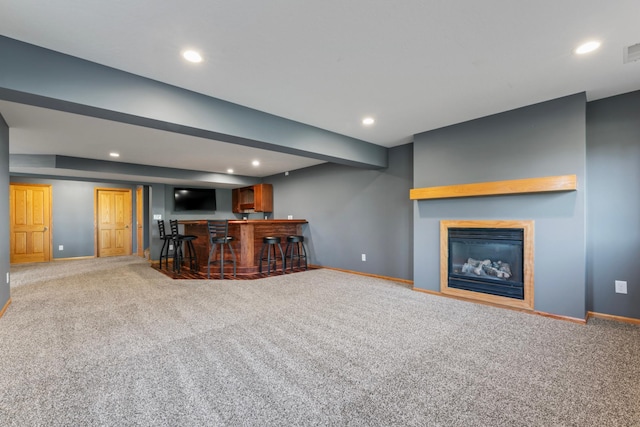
[181,219,308,225]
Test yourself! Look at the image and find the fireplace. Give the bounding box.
[448,228,524,299]
[440,220,534,310]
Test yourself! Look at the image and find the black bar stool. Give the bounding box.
[169,219,198,273]
[259,236,284,276]
[157,219,176,270]
[285,235,308,272]
[207,220,236,279]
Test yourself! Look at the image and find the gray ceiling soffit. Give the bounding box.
[0,36,388,170]
[10,154,258,187]
[9,154,56,168]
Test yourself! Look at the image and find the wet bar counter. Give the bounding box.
[182,220,308,276]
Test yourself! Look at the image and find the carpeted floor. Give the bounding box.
[1,256,639,426]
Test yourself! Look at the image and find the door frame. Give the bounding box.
[9,183,53,264]
[94,187,133,257]
[136,186,144,257]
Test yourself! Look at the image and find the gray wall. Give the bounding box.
[9,177,137,258]
[149,184,166,261]
[267,144,413,280]
[413,94,587,319]
[0,114,9,310]
[586,90,640,319]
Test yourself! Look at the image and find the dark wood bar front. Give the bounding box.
[182,220,308,276]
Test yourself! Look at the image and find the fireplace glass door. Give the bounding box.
[448,228,524,299]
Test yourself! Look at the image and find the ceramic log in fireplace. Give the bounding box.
[440,220,534,310]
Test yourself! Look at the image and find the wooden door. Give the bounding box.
[96,188,132,257]
[10,184,52,264]
[136,186,144,257]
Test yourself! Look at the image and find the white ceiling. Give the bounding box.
[1,0,640,184]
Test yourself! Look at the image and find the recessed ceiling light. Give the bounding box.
[575,41,601,55]
[252,160,260,167]
[227,168,234,174]
[182,50,203,63]
[109,152,120,158]
[362,117,375,125]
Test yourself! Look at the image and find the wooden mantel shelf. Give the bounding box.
[410,174,577,200]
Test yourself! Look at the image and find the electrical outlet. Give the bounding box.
[59,245,64,251]
[169,244,174,251]
[153,214,162,220]
[362,254,366,262]
[615,280,628,294]
[287,215,293,220]
[6,272,9,284]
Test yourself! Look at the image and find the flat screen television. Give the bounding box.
[173,187,216,212]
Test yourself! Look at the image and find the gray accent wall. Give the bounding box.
[586,90,640,319]
[413,94,587,319]
[267,144,413,280]
[0,114,9,310]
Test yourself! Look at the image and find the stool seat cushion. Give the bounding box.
[212,236,234,244]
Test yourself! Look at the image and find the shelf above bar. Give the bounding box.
[410,174,577,200]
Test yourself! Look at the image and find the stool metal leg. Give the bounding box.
[271,244,277,273]
[227,243,237,277]
[173,239,183,273]
[220,243,225,279]
[266,243,272,275]
[285,242,291,272]
[160,239,168,269]
[207,243,218,279]
[299,241,308,270]
[182,240,195,272]
[277,243,285,274]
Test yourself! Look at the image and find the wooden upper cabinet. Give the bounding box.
[232,183,273,213]
[253,183,273,212]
